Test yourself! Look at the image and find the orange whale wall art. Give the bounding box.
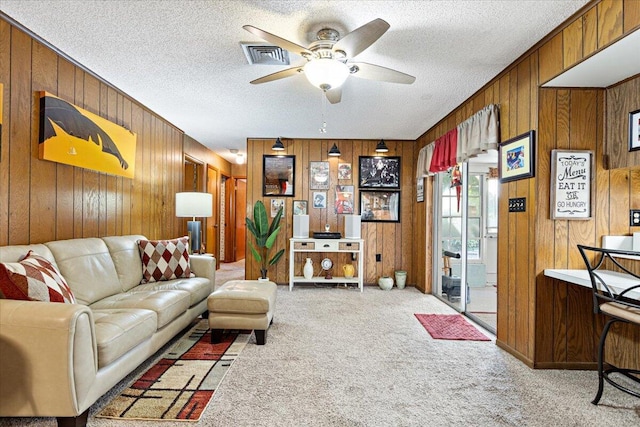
[38,92,137,178]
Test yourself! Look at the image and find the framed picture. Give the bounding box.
[270,198,285,217]
[293,200,307,215]
[312,191,327,209]
[338,163,352,180]
[335,185,355,214]
[416,178,424,203]
[550,150,593,220]
[360,190,400,222]
[359,156,400,188]
[498,130,535,183]
[629,109,640,151]
[310,161,330,189]
[263,155,295,196]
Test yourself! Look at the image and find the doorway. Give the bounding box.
[206,166,220,266]
[433,158,498,333]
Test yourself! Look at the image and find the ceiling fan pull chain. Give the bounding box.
[319,92,328,133]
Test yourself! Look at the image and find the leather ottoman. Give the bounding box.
[207,280,277,345]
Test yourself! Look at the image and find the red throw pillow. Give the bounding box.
[138,237,193,284]
[0,250,76,303]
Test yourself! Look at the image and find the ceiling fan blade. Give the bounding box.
[332,18,390,58]
[250,66,303,84]
[243,25,312,57]
[349,62,416,84]
[325,88,342,104]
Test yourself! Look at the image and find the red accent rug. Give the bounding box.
[415,314,491,341]
[96,320,249,422]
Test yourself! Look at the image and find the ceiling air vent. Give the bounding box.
[241,43,290,65]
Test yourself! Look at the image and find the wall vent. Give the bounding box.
[241,43,290,65]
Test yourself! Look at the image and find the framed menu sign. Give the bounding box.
[550,150,593,220]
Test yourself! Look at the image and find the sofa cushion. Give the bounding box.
[92,309,157,368]
[90,289,191,329]
[46,238,122,305]
[138,237,193,284]
[134,276,211,308]
[102,235,147,291]
[0,251,76,303]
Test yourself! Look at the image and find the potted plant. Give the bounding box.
[246,200,285,280]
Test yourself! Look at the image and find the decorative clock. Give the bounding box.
[321,257,333,279]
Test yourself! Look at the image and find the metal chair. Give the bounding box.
[577,244,640,404]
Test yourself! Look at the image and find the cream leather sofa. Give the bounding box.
[0,235,215,427]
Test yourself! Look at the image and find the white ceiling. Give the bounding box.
[0,0,590,163]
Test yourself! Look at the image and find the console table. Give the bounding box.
[289,238,364,292]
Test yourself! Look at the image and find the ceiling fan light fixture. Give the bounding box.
[304,58,349,91]
[272,137,285,151]
[375,139,389,153]
[328,143,341,157]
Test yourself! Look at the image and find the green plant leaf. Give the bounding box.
[264,225,281,249]
[269,248,285,266]
[268,206,283,237]
[246,218,257,238]
[254,200,268,235]
[249,242,262,263]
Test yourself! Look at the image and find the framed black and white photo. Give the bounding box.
[550,150,593,220]
[312,191,327,209]
[360,190,400,222]
[629,109,640,151]
[359,156,400,188]
[498,131,535,183]
[263,155,295,196]
[310,161,330,190]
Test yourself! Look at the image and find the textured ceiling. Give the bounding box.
[1,0,590,163]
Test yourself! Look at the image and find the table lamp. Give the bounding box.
[176,192,213,254]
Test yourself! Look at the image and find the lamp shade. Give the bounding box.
[328,143,341,157]
[272,137,285,151]
[304,59,349,91]
[176,192,212,217]
[375,139,389,153]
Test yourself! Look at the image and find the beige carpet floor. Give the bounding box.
[2,285,639,426]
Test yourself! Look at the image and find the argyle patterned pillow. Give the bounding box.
[138,237,193,284]
[0,250,76,303]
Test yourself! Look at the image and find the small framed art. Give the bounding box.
[498,131,535,183]
[629,109,640,151]
[312,191,327,208]
[293,200,308,215]
[338,163,352,180]
[270,199,285,217]
[334,185,355,214]
[310,161,330,190]
[550,150,593,220]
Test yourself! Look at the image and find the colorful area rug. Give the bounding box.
[415,313,491,341]
[96,320,249,421]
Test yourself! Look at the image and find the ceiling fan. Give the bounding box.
[243,18,416,104]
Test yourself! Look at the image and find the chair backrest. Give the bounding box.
[577,244,640,314]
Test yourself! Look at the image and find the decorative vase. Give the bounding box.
[378,276,393,290]
[342,264,355,279]
[395,270,407,289]
[257,277,270,282]
[303,258,314,279]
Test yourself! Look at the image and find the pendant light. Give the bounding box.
[375,139,389,153]
[272,137,285,151]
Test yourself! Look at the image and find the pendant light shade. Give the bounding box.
[272,137,285,151]
[375,139,389,153]
[328,143,341,157]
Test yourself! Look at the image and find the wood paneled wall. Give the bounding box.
[606,75,640,169]
[0,19,228,245]
[246,138,415,285]
[415,0,640,367]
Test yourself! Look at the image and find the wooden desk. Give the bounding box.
[544,269,640,300]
